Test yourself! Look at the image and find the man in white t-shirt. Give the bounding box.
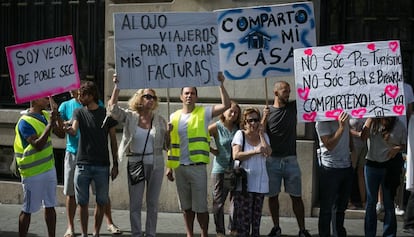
[166,72,230,237]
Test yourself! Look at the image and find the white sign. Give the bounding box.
[114,12,220,89]
[294,40,405,122]
[216,2,316,80]
[5,35,80,104]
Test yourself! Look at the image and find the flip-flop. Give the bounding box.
[63,229,74,237]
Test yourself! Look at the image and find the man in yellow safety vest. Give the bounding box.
[166,72,230,237]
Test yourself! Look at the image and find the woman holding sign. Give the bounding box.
[361,117,406,237]
[108,75,170,237]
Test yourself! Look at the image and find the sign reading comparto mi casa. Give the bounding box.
[294,40,405,123]
[5,35,80,104]
[114,12,220,89]
[215,2,316,80]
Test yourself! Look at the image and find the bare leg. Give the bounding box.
[94,203,105,235]
[19,211,31,237]
[183,209,195,237]
[197,212,209,237]
[104,199,114,226]
[268,195,280,227]
[45,207,56,237]
[291,196,306,230]
[79,204,89,235]
[66,195,77,232]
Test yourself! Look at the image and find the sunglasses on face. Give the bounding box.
[246,118,260,124]
[142,94,157,100]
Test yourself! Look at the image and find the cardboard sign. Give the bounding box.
[294,40,404,122]
[114,12,220,89]
[5,35,80,104]
[216,2,316,80]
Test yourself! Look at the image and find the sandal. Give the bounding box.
[63,229,74,237]
[107,224,122,234]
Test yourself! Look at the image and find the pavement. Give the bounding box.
[0,203,412,237]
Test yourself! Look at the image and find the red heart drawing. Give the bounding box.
[297,88,310,100]
[303,112,317,122]
[389,41,399,52]
[351,108,367,118]
[331,45,344,54]
[325,109,343,120]
[393,105,405,115]
[384,85,399,98]
[304,49,313,56]
[367,43,375,51]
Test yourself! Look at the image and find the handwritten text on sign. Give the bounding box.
[114,12,219,89]
[294,40,404,122]
[215,2,316,80]
[5,35,80,104]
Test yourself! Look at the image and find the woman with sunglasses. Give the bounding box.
[231,107,272,237]
[108,75,169,237]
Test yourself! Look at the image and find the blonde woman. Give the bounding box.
[108,75,169,237]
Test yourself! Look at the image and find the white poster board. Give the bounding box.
[5,35,80,104]
[294,40,405,122]
[216,2,316,80]
[114,12,220,89]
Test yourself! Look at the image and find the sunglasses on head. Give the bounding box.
[246,118,259,123]
[142,94,157,100]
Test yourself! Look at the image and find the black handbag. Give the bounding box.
[128,159,145,185]
[223,131,246,191]
[127,117,152,185]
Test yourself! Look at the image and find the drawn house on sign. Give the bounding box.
[244,31,271,49]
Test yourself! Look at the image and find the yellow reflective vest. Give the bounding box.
[14,111,54,178]
[167,106,210,168]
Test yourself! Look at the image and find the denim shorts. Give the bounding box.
[266,155,302,197]
[74,164,109,205]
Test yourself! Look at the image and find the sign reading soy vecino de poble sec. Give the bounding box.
[5,35,80,104]
[215,2,316,80]
[114,12,220,89]
[294,40,404,123]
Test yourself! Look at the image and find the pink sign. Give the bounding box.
[5,35,80,104]
[294,40,405,122]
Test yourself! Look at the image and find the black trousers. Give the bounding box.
[404,191,414,229]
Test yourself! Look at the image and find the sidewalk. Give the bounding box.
[0,203,411,237]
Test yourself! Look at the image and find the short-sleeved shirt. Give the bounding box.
[315,120,351,168]
[73,106,117,166]
[266,101,297,157]
[18,113,48,148]
[212,121,238,173]
[59,99,104,154]
[59,98,82,154]
[232,130,269,193]
[169,106,212,165]
[366,119,407,163]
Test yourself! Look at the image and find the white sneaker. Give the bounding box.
[395,206,405,216]
[376,202,384,215]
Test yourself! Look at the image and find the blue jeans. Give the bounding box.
[364,165,396,237]
[74,164,109,205]
[318,166,353,237]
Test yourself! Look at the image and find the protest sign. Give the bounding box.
[114,12,219,89]
[294,40,404,122]
[5,35,80,104]
[216,2,316,80]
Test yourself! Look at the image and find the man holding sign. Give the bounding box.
[14,97,65,237]
[166,72,230,237]
[315,112,353,237]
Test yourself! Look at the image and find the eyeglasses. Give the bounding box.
[142,94,157,100]
[246,118,259,124]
